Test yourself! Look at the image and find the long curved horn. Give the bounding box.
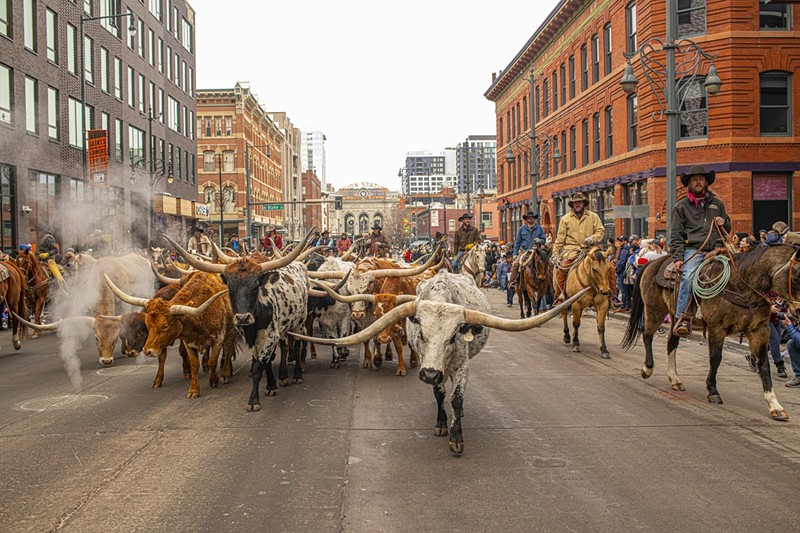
[373,248,439,278]
[104,274,151,308]
[340,237,365,261]
[295,245,328,264]
[169,290,228,316]
[162,234,227,274]
[395,295,417,304]
[259,227,317,273]
[12,313,95,331]
[463,287,591,331]
[211,242,239,265]
[308,289,329,298]
[269,238,283,258]
[333,269,352,291]
[150,261,182,285]
[308,270,347,280]
[166,258,195,276]
[290,301,418,346]
[311,279,374,304]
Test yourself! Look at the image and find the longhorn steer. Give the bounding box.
[293,270,588,455]
[306,257,354,368]
[104,272,233,399]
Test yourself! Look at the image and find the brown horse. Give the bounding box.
[16,252,49,338]
[0,260,28,350]
[559,247,613,358]
[516,247,551,318]
[622,244,799,421]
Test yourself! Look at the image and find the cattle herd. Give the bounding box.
[15,230,586,456]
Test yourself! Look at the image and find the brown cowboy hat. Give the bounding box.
[522,211,539,220]
[567,193,588,207]
[680,165,716,187]
[772,221,789,235]
[458,213,473,221]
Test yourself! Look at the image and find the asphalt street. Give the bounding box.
[0,288,799,532]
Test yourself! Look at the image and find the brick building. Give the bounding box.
[300,170,321,234]
[196,82,286,248]
[486,0,800,243]
[0,0,199,251]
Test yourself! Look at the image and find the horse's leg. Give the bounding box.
[571,303,582,352]
[562,309,571,344]
[517,271,526,318]
[665,326,684,391]
[705,328,727,404]
[747,328,788,421]
[595,297,610,359]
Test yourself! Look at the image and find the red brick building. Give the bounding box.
[301,170,322,233]
[486,0,800,243]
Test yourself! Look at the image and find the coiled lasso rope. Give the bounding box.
[692,255,731,300]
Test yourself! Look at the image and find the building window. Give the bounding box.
[23,0,36,51]
[760,71,791,135]
[204,116,212,137]
[534,87,540,123]
[225,116,232,136]
[522,97,528,131]
[149,0,162,21]
[68,97,84,148]
[569,56,575,99]
[100,47,108,92]
[168,97,179,132]
[67,24,77,75]
[148,29,155,66]
[678,77,707,138]
[157,38,164,73]
[677,0,706,38]
[100,111,108,132]
[628,93,638,149]
[593,113,600,162]
[175,147,181,181]
[223,150,234,172]
[46,9,58,63]
[30,172,58,235]
[47,86,58,140]
[543,79,549,117]
[516,103,521,135]
[605,106,613,157]
[167,46,172,80]
[581,44,588,91]
[138,74,145,113]
[114,57,122,99]
[561,130,567,173]
[188,67,193,97]
[626,2,637,53]
[591,34,600,84]
[115,119,123,161]
[191,154,196,184]
[0,0,10,38]
[99,0,120,37]
[127,67,134,108]
[25,77,37,134]
[158,88,164,123]
[181,18,193,52]
[760,0,790,30]
[552,71,558,111]
[604,23,612,75]
[203,151,214,171]
[570,126,576,170]
[129,125,144,163]
[560,64,567,105]
[189,110,194,141]
[582,119,589,166]
[84,36,94,84]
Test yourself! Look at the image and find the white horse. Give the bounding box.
[460,244,487,287]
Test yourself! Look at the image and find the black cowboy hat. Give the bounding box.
[567,192,588,207]
[680,165,716,187]
[616,235,628,242]
[458,213,473,221]
[192,226,205,233]
[371,222,382,230]
[522,211,539,220]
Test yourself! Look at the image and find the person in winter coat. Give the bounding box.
[615,236,631,310]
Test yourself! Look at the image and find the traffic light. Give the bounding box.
[334,196,342,210]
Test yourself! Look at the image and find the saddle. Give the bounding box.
[0,263,8,283]
[655,258,680,290]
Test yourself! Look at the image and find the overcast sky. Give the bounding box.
[190,0,556,191]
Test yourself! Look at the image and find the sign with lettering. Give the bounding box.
[195,203,210,217]
[87,130,108,184]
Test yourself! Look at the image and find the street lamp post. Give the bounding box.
[216,152,225,248]
[478,186,486,237]
[80,9,136,184]
[619,0,722,234]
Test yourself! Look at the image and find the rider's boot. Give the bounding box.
[674,310,694,337]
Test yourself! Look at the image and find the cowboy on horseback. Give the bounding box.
[366,222,389,256]
[552,192,605,304]
[508,211,546,290]
[671,165,731,337]
[452,213,481,272]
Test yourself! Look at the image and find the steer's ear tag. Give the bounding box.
[464,330,474,342]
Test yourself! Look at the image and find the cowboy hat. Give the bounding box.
[783,232,800,246]
[567,192,588,207]
[371,222,382,230]
[458,213,473,221]
[522,211,539,220]
[680,165,716,187]
[772,221,789,235]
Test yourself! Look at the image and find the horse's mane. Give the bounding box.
[731,245,770,272]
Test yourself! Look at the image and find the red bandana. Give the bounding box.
[687,190,707,208]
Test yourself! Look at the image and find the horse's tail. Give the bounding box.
[621,262,649,350]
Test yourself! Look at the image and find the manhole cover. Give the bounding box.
[19,394,109,412]
[96,365,156,376]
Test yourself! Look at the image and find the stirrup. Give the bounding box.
[674,314,693,337]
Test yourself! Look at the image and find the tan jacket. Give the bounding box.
[552,210,605,257]
[453,225,481,252]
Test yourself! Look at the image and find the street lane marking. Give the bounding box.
[18,394,109,412]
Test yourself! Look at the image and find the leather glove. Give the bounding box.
[38,252,49,260]
[583,237,594,246]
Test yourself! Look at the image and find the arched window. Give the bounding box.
[222,186,236,212]
[204,186,216,207]
[344,213,355,233]
[359,213,369,234]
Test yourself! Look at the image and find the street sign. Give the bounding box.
[263,203,284,210]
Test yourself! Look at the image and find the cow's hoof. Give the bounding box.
[310,353,317,360]
[410,359,419,368]
[373,357,382,369]
[707,393,723,404]
[641,366,653,379]
[294,377,303,384]
[266,388,277,397]
[572,345,580,353]
[396,367,406,377]
[600,351,610,359]
[385,352,393,361]
[362,361,372,369]
[31,331,39,339]
[770,408,789,421]
[151,381,163,388]
[246,403,261,412]
[449,441,464,455]
[186,391,200,399]
[183,372,191,380]
[434,426,448,437]
[331,362,340,369]
[671,381,685,391]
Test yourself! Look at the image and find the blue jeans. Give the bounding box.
[769,322,784,365]
[787,339,800,376]
[452,251,465,272]
[616,272,626,303]
[506,285,515,305]
[676,249,705,317]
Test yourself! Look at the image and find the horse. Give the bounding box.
[0,260,28,350]
[621,244,800,421]
[516,246,551,318]
[559,246,613,358]
[15,252,50,337]
[460,244,486,287]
